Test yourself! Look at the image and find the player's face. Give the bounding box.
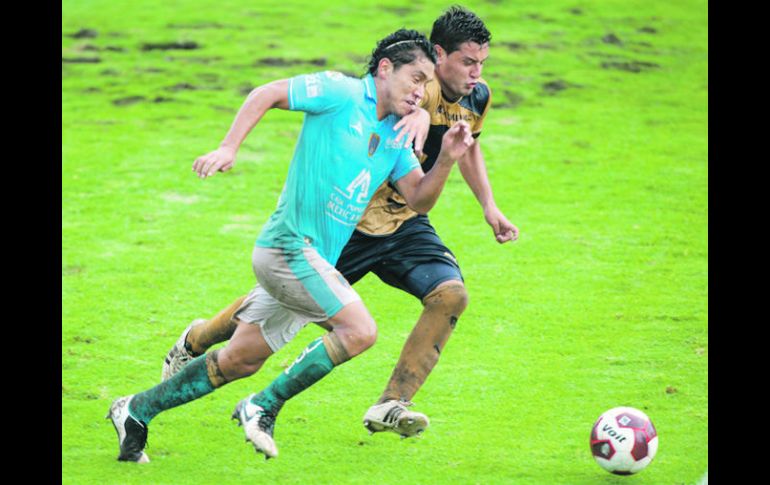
[387,55,435,117]
[435,41,489,100]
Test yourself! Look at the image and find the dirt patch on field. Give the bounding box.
[379,6,418,16]
[638,26,658,34]
[255,57,327,67]
[68,28,98,38]
[163,56,222,65]
[113,96,145,106]
[602,33,623,46]
[542,79,583,95]
[542,80,573,94]
[141,41,200,51]
[62,57,101,63]
[62,265,85,276]
[499,41,526,51]
[166,22,238,29]
[601,60,659,72]
[492,90,525,109]
[77,44,126,52]
[524,13,557,23]
[166,82,197,91]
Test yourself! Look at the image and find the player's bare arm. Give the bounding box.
[457,138,519,243]
[396,120,473,214]
[192,79,290,178]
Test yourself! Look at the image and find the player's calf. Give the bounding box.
[378,281,468,403]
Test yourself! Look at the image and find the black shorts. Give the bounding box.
[336,215,463,300]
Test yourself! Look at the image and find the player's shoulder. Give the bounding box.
[302,70,364,97]
[323,70,365,92]
[459,77,491,116]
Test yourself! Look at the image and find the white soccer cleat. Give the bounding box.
[106,395,150,463]
[161,319,206,381]
[363,400,429,438]
[232,394,279,459]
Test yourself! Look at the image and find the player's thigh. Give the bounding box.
[335,230,383,285]
[232,284,312,353]
[374,216,464,300]
[251,245,362,322]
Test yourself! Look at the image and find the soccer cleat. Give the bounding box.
[232,394,279,459]
[106,395,150,463]
[362,400,429,438]
[161,319,206,381]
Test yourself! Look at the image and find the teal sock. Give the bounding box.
[252,337,336,415]
[129,354,216,425]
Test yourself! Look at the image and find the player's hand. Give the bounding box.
[440,121,474,162]
[192,147,237,179]
[393,107,430,158]
[484,205,519,244]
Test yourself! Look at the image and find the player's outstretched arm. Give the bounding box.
[457,140,519,243]
[192,79,290,178]
[393,107,430,157]
[396,121,474,214]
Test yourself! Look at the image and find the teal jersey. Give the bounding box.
[256,71,420,265]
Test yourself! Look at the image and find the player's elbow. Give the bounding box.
[406,198,435,215]
[246,79,289,109]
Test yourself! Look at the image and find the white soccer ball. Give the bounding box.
[590,406,658,475]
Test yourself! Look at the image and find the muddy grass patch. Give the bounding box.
[492,90,525,109]
[112,96,145,106]
[254,57,327,67]
[602,33,624,46]
[67,28,98,39]
[141,41,200,51]
[541,79,579,95]
[601,60,660,72]
[166,82,198,91]
[62,57,101,63]
[378,5,419,16]
[77,44,126,52]
[499,41,527,51]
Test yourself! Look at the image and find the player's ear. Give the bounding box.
[434,44,446,65]
[377,57,393,79]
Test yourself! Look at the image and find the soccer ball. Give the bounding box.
[590,406,658,475]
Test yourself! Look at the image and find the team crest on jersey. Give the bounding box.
[368,133,380,156]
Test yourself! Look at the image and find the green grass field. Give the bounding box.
[62,0,708,483]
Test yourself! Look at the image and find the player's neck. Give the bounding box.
[373,76,391,121]
[436,76,462,103]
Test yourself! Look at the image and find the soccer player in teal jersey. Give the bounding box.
[107,29,474,462]
[162,6,518,441]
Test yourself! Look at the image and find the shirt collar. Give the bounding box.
[363,74,377,103]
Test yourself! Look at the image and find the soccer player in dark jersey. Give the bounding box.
[161,5,518,438]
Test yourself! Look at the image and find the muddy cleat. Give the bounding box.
[161,319,206,381]
[232,394,278,459]
[106,395,150,463]
[363,400,429,438]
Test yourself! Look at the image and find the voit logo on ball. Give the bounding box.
[590,406,658,475]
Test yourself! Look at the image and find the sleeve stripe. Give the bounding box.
[288,77,296,110]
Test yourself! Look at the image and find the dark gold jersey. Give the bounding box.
[355,77,491,236]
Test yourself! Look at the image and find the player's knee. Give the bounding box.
[339,317,377,357]
[424,281,469,320]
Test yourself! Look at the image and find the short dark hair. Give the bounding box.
[366,29,437,76]
[430,5,491,54]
